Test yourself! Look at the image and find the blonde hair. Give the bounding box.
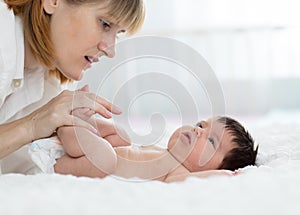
[4,0,145,83]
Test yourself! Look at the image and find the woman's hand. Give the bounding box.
[27,85,122,141]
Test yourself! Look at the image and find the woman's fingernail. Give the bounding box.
[106,110,113,117]
[112,106,122,114]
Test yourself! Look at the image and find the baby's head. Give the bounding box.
[216,116,258,170]
[167,116,258,172]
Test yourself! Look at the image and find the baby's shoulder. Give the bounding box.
[140,145,165,151]
[164,164,190,180]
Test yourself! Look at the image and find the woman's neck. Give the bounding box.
[24,39,42,69]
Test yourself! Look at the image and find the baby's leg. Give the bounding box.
[54,154,109,178]
[57,127,85,157]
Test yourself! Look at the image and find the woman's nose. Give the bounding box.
[97,42,116,58]
[97,37,116,58]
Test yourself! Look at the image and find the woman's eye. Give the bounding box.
[116,30,126,39]
[100,19,111,30]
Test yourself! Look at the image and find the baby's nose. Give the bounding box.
[193,127,204,137]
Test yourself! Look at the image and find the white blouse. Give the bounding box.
[0,1,64,174]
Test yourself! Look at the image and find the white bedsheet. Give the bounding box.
[0,111,300,215]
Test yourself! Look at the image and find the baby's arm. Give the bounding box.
[91,118,131,147]
[71,107,131,147]
[55,126,117,177]
[164,170,235,183]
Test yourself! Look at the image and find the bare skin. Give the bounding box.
[54,118,235,182]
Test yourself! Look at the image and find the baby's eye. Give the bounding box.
[208,137,215,147]
[196,122,203,128]
[100,19,111,31]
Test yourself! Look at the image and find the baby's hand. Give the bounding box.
[233,169,241,175]
[215,169,235,176]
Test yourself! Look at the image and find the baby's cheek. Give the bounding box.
[198,142,215,167]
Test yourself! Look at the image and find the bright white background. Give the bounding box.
[138,0,300,115]
[82,0,300,124]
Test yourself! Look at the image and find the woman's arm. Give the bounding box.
[0,116,33,159]
[0,86,121,159]
[164,169,235,183]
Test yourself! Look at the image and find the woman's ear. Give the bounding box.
[43,0,61,15]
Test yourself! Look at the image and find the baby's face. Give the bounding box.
[167,118,234,172]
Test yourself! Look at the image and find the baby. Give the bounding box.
[30,110,258,182]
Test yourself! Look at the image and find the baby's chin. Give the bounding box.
[166,132,179,151]
[167,143,193,164]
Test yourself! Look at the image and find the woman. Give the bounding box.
[0,0,145,173]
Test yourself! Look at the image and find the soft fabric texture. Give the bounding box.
[0,0,25,113]
[29,137,65,174]
[0,111,299,215]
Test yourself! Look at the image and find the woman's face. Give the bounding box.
[167,118,234,172]
[44,0,125,80]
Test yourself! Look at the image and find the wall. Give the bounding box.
[80,0,300,116]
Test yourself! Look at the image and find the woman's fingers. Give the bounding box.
[74,86,122,115]
[71,108,95,121]
[93,95,122,114]
[79,92,122,114]
[72,97,113,118]
[71,91,122,117]
[28,89,121,140]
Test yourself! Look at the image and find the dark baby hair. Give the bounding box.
[217,116,258,171]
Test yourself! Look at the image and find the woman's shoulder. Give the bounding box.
[0,2,25,106]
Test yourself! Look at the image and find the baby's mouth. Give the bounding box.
[180,131,192,144]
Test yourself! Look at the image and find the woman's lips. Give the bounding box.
[83,57,91,70]
[84,56,100,64]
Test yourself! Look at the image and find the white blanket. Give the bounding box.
[0,111,299,215]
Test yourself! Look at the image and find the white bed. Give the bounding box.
[1,111,300,215]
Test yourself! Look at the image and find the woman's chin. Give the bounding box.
[62,70,84,81]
